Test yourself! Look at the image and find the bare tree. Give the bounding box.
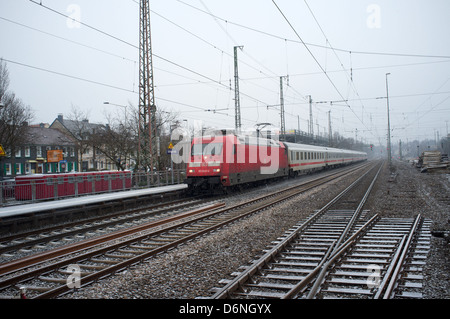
[89,112,135,171]
[95,102,180,171]
[0,60,34,176]
[0,59,9,104]
[66,105,95,171]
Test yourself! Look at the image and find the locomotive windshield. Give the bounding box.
[191,142,223,156]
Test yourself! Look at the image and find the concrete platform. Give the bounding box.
[0,184,187,219]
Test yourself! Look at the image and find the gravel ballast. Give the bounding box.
[64,161,449,299]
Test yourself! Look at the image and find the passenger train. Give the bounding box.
[185,133,367,193]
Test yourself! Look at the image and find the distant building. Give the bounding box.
[0,124,78,178]
[50,114,114,171]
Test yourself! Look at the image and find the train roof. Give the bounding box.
[283,142,366,155]
[190,135,365,155]
[191,134,283,147]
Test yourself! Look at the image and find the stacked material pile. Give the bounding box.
[420,151,449,172]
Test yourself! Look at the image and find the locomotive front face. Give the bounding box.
[187,141,223,176]
[186,137,228,192]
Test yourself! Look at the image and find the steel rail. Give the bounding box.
[331,163,383,253]
[0,202,225,276]
[34,163,372,299]
[374,214,422,299]
[291,162,382,299]
[0,198,205,256]
[0,163,369,299]
[305,214,380,299]
[282,241,336,299]
[211,161,380,299]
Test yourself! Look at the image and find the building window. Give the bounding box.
[37,146,42,157]
[5,163,12,175]
[15,163,22,175]
[70,147,75,157]
[25,163,31,174]
[15,149,21,158]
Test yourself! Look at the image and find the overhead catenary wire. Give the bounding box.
[176,0,450,60]
[21,0,448,142]
[271,0,374,140]
[26,0,280,125]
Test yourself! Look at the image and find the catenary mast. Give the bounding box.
[139,0,156,172]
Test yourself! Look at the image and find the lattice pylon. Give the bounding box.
[138,0,156,171]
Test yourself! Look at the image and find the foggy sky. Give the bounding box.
[1,0,449,147]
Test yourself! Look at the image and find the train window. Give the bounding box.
[301,152,303,160]
[296,152,299,161]
[191,143,223,156]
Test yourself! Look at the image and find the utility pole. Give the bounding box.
[234,46,243,133]
[139,0,156,173]
[308,95,313,138]
[328,110,332,147]
[280,76,287,141]
[386,73,392,166]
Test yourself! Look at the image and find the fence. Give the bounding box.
[0,169,186,207]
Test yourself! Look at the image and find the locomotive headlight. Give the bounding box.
[213,168,221,173]
[188,169,195,173]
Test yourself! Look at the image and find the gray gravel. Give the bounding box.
[63,161,449,299]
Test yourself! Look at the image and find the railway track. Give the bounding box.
[0,197,206,262]
[210,162,431,299]
[0,162,371,299]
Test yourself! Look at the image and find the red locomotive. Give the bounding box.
[186,134,289,193]
[185,133,367,194]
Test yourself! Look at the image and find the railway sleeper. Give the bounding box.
[329,277,370,286]
[104,253,135,259]
[15,285,53,292]
[59,268,91,277]
[266,267,316,275]
[90,258,121,265]
[129,244,158,250]
[78,264,108,270]
[322,286,373,296]
[38,276,68,284]
[117,248,147,255]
